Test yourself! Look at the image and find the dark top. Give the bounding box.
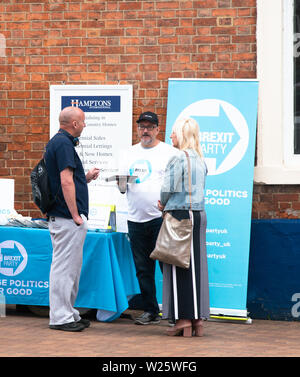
[44,129,88,219]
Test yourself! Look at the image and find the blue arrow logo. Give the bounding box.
[0,240,27,276]
[1,243,23,274]
[192,103,240,170]
[129,160,152,184]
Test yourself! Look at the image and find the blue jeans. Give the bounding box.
[127,217,162,315]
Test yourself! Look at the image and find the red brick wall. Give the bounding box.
[0,0,275,219]
[253,185,300,219]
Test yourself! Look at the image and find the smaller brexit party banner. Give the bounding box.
[165,79,258,317]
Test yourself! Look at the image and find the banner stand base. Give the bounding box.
[208,315,252,324]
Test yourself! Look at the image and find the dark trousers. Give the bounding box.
[127,217,162,315]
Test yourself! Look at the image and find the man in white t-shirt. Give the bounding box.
[118,111,176,325]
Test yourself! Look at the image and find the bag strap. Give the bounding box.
[183,150,192,210]
[41,152,61,208]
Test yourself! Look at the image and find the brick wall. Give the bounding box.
[253,185,300,219]
[1,0,284,219]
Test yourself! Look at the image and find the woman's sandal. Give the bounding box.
[192,319,204,337]
[166,320,192,337]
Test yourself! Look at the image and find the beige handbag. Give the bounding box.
[150,151,193,269]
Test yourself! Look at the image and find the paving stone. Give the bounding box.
[1,306,300,357]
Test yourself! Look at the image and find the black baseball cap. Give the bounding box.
[136,111,159,125]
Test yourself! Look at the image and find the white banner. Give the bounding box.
[50,85,132,231]
[0,179,14,217]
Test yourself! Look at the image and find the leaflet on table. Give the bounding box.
[88,187,129,233]
[88,204,115,231]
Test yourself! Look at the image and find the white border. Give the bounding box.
[283,0,300,166]
[255,0,300,184]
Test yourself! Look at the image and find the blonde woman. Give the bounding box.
[158,118,210,337]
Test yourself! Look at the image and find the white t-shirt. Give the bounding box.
[120,142,177,222]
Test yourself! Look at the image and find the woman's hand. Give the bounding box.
[157,200,165,212]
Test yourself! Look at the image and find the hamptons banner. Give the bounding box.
[50,85,132,232]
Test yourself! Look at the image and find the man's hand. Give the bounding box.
[86,167,100,183]
[73,214,84,226]
[116,176,128,194]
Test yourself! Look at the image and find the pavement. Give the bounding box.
[1,305,300,359]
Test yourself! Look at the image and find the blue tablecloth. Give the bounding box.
[0,226,140,321]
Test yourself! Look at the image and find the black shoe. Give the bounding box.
[134,312,161,325]
[49,321,85,332]
[77,318,90,328]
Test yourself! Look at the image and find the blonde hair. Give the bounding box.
[172,118,204,158]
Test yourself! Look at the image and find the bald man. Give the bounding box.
[44,106,99,332]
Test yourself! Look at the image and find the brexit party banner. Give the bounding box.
[165,79,258,317]
[50,85,132,231]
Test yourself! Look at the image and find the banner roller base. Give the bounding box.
[209,307,252,323]
[209,315,252,324]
